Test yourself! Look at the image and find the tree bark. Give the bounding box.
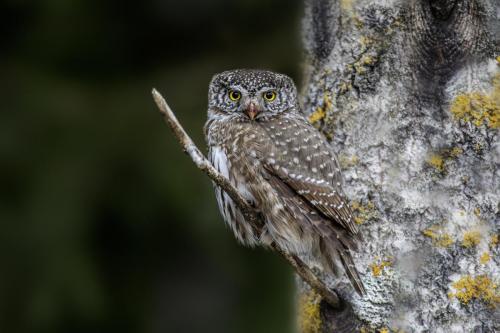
[298,0,500,332]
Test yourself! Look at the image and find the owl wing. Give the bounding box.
[264,163,359,236]
[261,117,359,237]
[261,153,365,295]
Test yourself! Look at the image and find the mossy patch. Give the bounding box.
[422,226,454,248]
[449,275,500,306]
[298,290,322,333]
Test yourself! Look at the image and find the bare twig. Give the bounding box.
[152,88,340,308]
[272,245,340,307]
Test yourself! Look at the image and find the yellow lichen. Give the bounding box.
[340,0,353,12]
[309,94,333,124]
[351,200,377,224]
[437,234,454,247]
[361,55,375,66]
[353,15,364,28]
[496,55,500,64]
[474,207,481,217]
[426,147,463,174]
[450,147,463,157]
[360,36,373,47]
[340,154,360,168]
[494,74,500,104]
[480,252,491,264]
[422,226,454,248]
[339,81,352,94]
[379,328,390,333]
[308,107,326,124]
[462,231,481,248]
[370,259,392,277]
[450,92,500,129]
[427,154,445,172]
[449,275,500,306]
[353,53,377,75]
[490,234,499,247]
[298,290,322,333]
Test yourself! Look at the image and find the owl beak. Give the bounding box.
[245,102,260,120]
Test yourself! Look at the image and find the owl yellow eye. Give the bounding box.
[263,91,277,101]
[229,90,241,101]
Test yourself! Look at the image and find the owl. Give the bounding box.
[204,69,365,295]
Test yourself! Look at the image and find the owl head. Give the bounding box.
[208,69,298,121]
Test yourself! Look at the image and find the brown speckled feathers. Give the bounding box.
[205,69,365,295]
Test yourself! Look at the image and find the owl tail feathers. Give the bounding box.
[319,238,366,296]
[338,249,366,296]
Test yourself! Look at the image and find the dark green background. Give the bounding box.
[0,1,302,332]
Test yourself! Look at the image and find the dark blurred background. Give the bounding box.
[0,1,302,332]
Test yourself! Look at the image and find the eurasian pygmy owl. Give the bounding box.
[204,69,365,295]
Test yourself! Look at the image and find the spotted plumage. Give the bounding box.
[204,69,365,295]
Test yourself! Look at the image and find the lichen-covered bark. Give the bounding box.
[299,0,500,331]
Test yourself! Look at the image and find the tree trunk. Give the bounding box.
[298,0,500,332]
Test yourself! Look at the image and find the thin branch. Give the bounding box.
[273,245,340,307]
[152,88,340,308]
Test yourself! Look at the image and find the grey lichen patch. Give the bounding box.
[303,0,339,61]
[302,3,400,117]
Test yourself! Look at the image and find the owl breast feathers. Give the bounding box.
[204,69,365,295]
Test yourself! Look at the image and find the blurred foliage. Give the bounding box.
[0,0,301,332]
